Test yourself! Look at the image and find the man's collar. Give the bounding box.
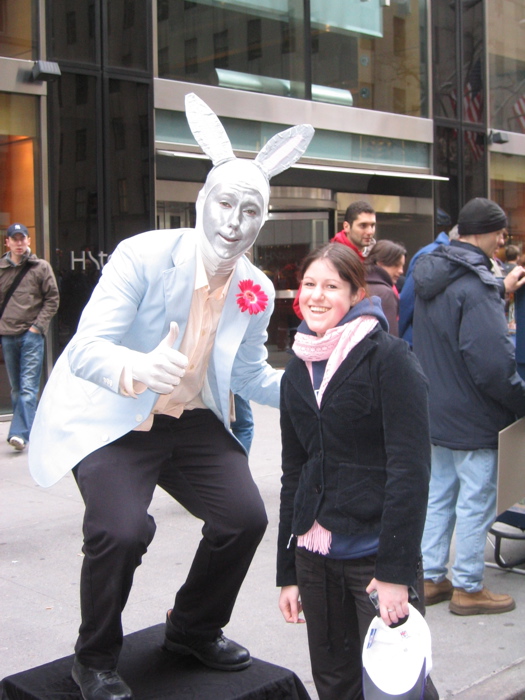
[5,250,31,266]
[452,239,492,269]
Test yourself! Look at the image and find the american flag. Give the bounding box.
[449,58,484,160]
[463,59,484,160]
[513,95,525,133]
[464,129,484,161]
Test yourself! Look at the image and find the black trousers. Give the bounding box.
[296,548,430,700]
[73,410,268,670]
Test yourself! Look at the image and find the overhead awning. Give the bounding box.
[156,149,447,199]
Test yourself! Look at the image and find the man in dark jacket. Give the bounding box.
[398,212,458,346]
[412,198,525,615]
[0,223,59,451]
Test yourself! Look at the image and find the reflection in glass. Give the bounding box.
[490,153,525,247]
[49,1,97,63]
[463,128,485,203]
[157,0,306,100]
[46,3,154,354]
[254,214,329,351]
[435,126,459,225]
[432,1,457,119]
[462,0,484,125]
[156,108,430,170]
[157,0,427,115]
[107,80,151,251]
[48,74,101,349]
[107,0,149,70]
[0,0,36,59]
[488,1,525,134]
[311,0,428,116]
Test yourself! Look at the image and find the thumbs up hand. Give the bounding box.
[131,322,188,394]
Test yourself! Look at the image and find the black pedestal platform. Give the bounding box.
[1,624,311,700]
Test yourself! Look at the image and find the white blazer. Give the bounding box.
[29,229,281,487]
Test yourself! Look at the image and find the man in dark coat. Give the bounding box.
[412,197,525,615]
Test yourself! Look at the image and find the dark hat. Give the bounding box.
[457,198,507,236]
[6,223,29,238]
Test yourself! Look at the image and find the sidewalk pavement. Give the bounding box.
[1,404,525,700]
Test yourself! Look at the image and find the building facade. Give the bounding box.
[1,0,525,414]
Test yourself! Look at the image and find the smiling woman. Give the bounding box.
[298,252,364,338]
[277,242,433,700]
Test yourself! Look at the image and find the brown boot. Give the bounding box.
[449,587,516,615]
[424,578,453,605]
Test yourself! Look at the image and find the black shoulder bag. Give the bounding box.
[0,263,31,321]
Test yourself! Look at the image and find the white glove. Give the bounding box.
[131,322,188,394]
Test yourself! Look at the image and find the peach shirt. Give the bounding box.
[123,253,233,430]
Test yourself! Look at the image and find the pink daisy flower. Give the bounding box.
[236,279,269,315]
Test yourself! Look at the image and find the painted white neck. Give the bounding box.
[196,227,238,280]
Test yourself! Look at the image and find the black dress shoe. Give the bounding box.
[72,657,133,700]
[163,613,251,671]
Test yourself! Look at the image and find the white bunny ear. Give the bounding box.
[185,93,235,166]
[254,124,314,180]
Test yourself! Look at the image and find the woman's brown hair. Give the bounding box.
[300,243,366,294]
[365,239,406,267]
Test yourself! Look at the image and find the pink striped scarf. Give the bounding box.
[292,315,378,555]
[292,315,378,407]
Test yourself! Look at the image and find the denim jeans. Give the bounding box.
[2,330,45,443]
[421,444,497,592]
[231,394,254,454]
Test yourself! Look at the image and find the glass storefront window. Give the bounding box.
[461,0,484,126]
[107,0,149,70]
[0,0,37,59]
[157,0,305,100]
[156,109,430,170]
[49,75,153,351]
[463,127,485,203]
[49,1,150,70]
[0,92,39,415]
[311,0,428,116]
[488,1,525,134]
[107,79,151,250]
[0,93,38,238]
[433,0,484,126]
[490,152,525,246]
[432,0,457,120]
[435,125,459,225]
[48,0,98,64]
[48,73,101,349]
[157,1,428,116]
[253,212,329,350]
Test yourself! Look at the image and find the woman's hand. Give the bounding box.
[279,585,305,624]
[366,578,409,626]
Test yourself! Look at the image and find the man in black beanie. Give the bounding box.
[412,197,525,615]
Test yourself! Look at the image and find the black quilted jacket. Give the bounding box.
[277,325,430,588]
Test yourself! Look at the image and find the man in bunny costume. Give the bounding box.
[28,94,314,700]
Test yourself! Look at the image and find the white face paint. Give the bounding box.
[202,181,265,260]
[195,159,270,276]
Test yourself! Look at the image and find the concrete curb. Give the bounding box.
[451,657,525,699]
